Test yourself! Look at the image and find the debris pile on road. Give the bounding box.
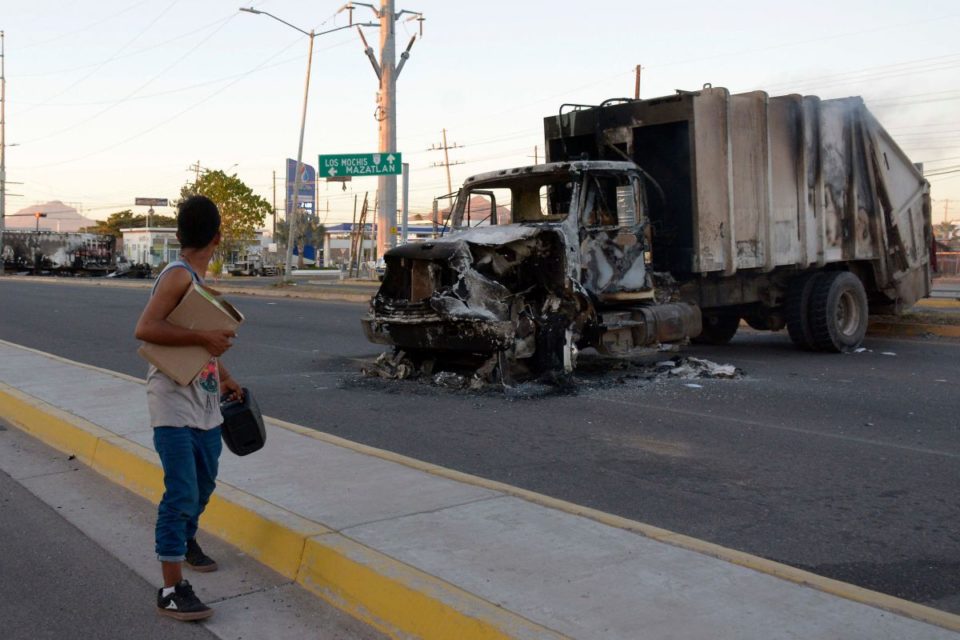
[362,350,497,390]
[362,349,743,393]
[361,351,418,380]
[655,357,742,380]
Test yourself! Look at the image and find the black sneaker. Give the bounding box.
[156,580,213,621]
[185,538,218,573]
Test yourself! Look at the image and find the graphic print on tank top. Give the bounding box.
[197,359,219,395]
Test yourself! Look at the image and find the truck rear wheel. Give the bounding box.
[808,271,868,352]
[693,312,740,345]
[785,272,823,350]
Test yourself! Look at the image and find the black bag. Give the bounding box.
[220,388,266,456]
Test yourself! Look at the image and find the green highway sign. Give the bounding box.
[318,153,402,178]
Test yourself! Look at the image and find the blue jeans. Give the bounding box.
[153,426,222,562]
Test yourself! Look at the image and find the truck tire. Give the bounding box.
[808,271,868,352]
[785,272,823,350]
[693,312,740,345]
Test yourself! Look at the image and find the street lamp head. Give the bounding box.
[239,7,262,15]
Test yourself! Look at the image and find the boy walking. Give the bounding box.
[135,195,243,621]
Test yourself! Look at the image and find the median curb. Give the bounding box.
[0,382,565,640]
[2,345,960,637]
[867,320,960,339]
[0,274,377,304]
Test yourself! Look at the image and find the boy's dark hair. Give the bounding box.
[177,195,221,249]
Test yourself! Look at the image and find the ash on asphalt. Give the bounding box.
[347,349,746,400]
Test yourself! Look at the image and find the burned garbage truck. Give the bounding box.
[363,86,932,377]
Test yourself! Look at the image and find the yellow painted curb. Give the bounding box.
[0,383,112,465]
[204,484,329,580]
[0,378,565,639]
[90,436,166,503]
[298,534,566,640]
[915,298,960,309]
[868,321,960,339]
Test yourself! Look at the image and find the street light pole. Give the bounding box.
[286,29,314,281]
[239,8,375,283]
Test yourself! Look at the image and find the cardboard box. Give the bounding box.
[138,283,245,386]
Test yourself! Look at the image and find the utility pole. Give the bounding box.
[0,31,6,276]
[428,128,463,195]
[344,1,424,259]
[377,0,398,259]
[634,64,642,100]
[528,145,539,165]
[188,161,202,186]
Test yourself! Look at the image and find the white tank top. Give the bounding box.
[145,260,223,430]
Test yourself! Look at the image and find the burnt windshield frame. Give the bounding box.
[451,173,577,228]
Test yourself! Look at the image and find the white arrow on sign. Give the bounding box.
[387,154,395,163]
[328,167,338,177]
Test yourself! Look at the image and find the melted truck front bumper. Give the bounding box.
[361,313,515,353]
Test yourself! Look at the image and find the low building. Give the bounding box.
[120,227,180,267]
[322,223,438,267]
[120,227,268,268]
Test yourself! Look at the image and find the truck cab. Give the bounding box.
[361,161,700,377]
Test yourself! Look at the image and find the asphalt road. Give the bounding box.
[1,279,958,614]
[0,447,218,640]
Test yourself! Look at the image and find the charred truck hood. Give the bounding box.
[362,223,589,370]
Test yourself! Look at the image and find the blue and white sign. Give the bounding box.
[285,158,316,215]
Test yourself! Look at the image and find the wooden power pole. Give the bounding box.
[429,128,463,195]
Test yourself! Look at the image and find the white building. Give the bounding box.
[120,227,180,267]
[120,227,268,267]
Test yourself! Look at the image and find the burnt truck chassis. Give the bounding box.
[362,162,702,381]
[1,230,117,276]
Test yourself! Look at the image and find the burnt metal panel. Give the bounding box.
[690,87,733,275]
[767,95,803,268]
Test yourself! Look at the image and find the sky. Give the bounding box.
[3,0,960,230]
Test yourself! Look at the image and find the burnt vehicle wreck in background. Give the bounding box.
[363,86,932,382]
[362,160,701,381]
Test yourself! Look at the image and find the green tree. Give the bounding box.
[79,209,176,237]
[179,170,270,261]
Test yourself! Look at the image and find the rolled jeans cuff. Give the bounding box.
[158,553,186,563]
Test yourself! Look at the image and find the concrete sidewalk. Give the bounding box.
[0,339,957,639]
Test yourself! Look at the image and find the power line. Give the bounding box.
[20,32,305,169]
[20,13,241,145]
[16,0,182,118]
[12,12,238,80]
[16,0,153,51]
[647,12,960,72]
[12,36,355,111]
